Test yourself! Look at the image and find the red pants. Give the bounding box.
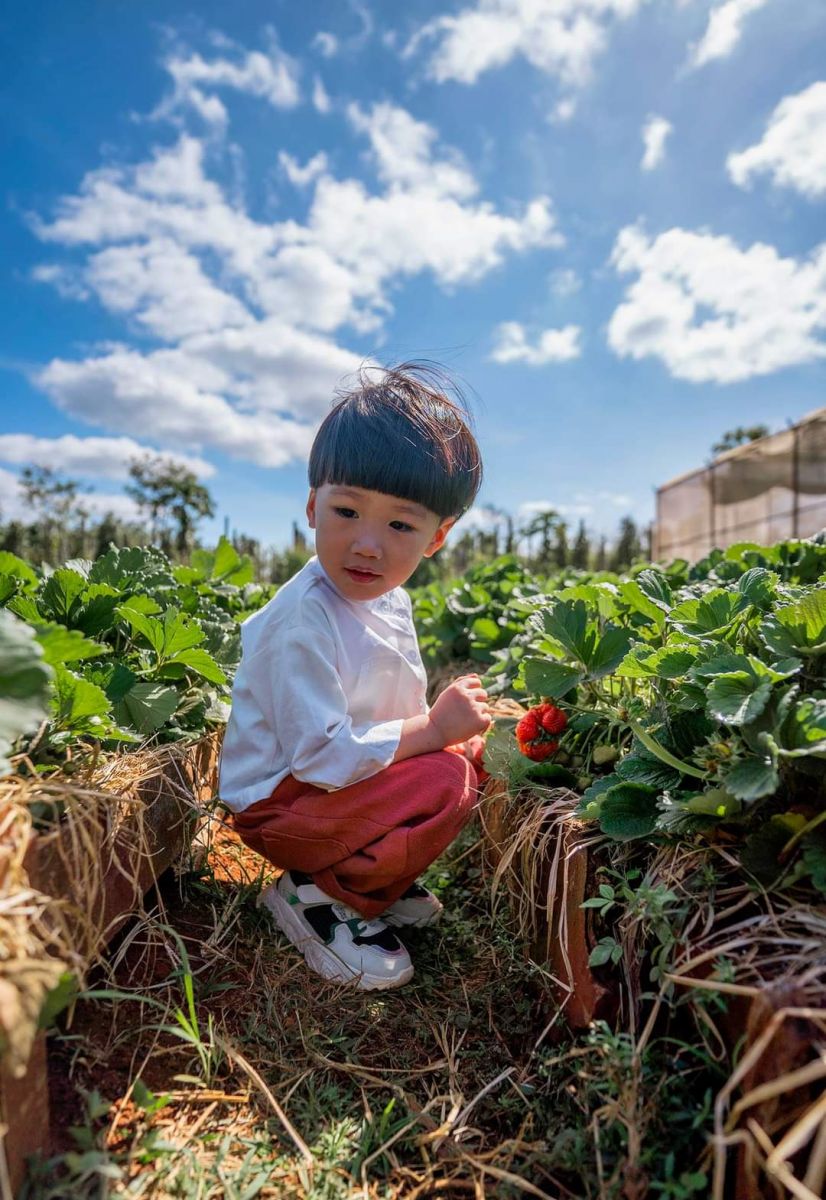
[233,751,482,918]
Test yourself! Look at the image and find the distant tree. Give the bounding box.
[127,456,215,558]
[0,520,25,556]
[611,516,642,572]
[712,425,769,456]
[571,520,591,570]
[19,466,86,563]
[520,508,560,572]
[553,520,569,569]
[595,536,607,572]
[94,511,121,558]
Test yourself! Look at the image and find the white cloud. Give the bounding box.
[279,151,330,187]
[155,33,301,128]
[86,238,251,339]
[550,97,577,124]
[313,32,339,58]
[0,434,214,480]
[312,75,332,114]
[688,0,771,70]
[0,466,142,524]
[30,264,90,301]
[347,102,477,198]
[31,104,561,462]
[608,224,826,383]
[550,267,581,297]
[407,0,653,89]
[491,321,582,364]
[641,115,672,171]
[727,81,826,199]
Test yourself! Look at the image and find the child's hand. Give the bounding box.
[429,675,491,746]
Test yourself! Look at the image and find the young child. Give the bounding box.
[218,363,491,990]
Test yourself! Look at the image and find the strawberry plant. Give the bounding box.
[487,537,826,892]
[0,539,274,772]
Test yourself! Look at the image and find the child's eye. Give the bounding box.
[334,507,358,519]
[390,520,415,532]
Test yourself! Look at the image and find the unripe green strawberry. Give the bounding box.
[592,744,619,766]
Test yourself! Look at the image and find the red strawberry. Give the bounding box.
[521,739,558,761]
[540,706,568,735]
[516,713,540,742]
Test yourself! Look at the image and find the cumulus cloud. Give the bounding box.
[312,32,339,58]
[641,115,672,171]
[279,151,330,187]
[154,33,301,128]
[607,223,826,383]
[406,0,654,89]
[688,0,771,70]
[0,434,214,480]
[549,267,582,297]
[727,81,826,199]
[86,238,250,339]
[490,321,582,365]
[31,97,560,465]
[312,75,332,113]
[0,465,142,524]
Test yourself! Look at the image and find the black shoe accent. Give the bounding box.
[290,869,315,887]
[302,903,403,952]
[400,881,430,899]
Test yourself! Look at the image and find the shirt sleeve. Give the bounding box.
[263,626,403,791]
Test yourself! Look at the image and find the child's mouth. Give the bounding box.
[344,567,381,584]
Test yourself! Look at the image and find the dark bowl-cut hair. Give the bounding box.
[308,362,483,519]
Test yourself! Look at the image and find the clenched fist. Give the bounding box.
[428,674,492,747]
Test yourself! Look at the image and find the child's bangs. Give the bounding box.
[313,418,464,517]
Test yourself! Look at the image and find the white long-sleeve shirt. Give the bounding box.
[218,556,429,812]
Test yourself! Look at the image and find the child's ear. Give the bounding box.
[306,489,317,529]
[423,516,456,558]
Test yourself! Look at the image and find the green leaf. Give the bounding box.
[33,623,110,667]
[50,667,113,732]
[38,971,78,1029]
[523,761,578,787]
[523,656,584,698]
[775,697,826,759]
[760,588,826,656]
[801,830,826,893]
[470,616,501,643]
[618,580,666,628]
[114,682,179,734]
[0,551,38,586]
[0,610,53,772]
[616,750,681,790]
[617,643,697,679]
[741,816,800,886]
[737,568,778,610]
[540,599,591,661]
[598,783,659,841]
[721,755,779,802]
[588,626,633,678]
[40,569,87,624]
[589,938,621,967]
[88,545,175,593]
[669,589,748,636]
[169,647,226,686]
[635,569,673,612]
[706,671,774,726]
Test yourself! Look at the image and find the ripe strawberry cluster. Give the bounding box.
[515,703,568,761]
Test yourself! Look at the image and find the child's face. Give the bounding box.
[307,484,454,601]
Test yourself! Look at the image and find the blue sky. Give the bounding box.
[1,0,825,550]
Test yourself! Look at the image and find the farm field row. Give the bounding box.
[2,536,825,1197]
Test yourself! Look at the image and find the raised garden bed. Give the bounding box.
[0,733,220,1198]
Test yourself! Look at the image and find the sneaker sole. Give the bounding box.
[259,883,415,991]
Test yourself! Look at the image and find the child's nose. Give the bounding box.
[352,530,382,558]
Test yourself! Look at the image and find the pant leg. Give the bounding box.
[232,751,480,918]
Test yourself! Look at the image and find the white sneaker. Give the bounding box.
[259,871,414,990]
[382,881,444,928]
